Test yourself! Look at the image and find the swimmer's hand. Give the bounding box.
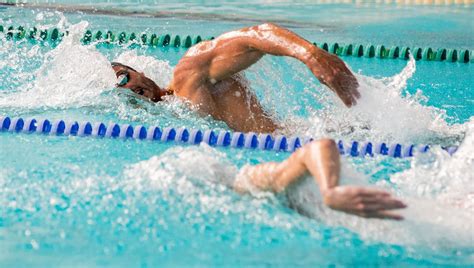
[305,49,360,107]
[323,186,406,220]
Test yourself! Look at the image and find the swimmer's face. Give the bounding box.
[112,62,163,102]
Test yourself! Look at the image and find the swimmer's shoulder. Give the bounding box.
[184,40,216,58]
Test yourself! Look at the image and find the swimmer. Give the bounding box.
[233,139,406,220]
[112,24,405,219]
[112,23,360,133]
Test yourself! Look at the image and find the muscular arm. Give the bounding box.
[234,139,406,220]
[172,23,360,107]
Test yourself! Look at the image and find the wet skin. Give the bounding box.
[112,24,406,220]
[112,64,166,102]
[113,23,359,133]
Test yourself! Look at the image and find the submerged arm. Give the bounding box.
[234,139,406,220]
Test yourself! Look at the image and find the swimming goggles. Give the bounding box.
[116,72,129,87]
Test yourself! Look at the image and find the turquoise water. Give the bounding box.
[1,2,474,267]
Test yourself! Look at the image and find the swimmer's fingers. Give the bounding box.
[368,210,404,221]
[360,199,407,212]
[324,186,406,221]
[349,208,404,220]
[358,187,392,196]
[337,70,360,100]
[331,77,360,108]
[360,190,407,210]
[351,83,361,99]
[333,83,356,107]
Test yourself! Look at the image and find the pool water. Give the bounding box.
[1,1,473,267]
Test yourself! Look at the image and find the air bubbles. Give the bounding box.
[30,239,39,250]
[59,230,66,239]
[26,45,40,58]
[35,13,44,21]
[49,194,70,211]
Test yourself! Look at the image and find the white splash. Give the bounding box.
[0,21,116,109]
[113,50,173,88]
[244,54,463,144]
[390,119,474,210]
[123,144,238,192]
[121,144,311,230]
[285,119,474,248]
[313,56,460,144]
[122,141,473,248]
[281,151,473,249]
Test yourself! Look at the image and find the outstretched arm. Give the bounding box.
[234,139,406,220]
[176,23,360,107]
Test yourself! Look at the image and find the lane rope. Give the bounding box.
[0,116,458,158]
[0,25,471,63]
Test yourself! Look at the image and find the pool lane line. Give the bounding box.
[0,116,458,158]
[0,25,472,63]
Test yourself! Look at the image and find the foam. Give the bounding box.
[241,54,466,144]
[121,144,301,230]
[389,119,474,210]
[122,142,473,248]
[0,20,211,128]
[285,121,474,247]
[308,56,463,144]
[285,170,474,248]
[0,21,116,109]
[113,50,173,89]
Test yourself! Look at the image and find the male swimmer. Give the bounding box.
[112,23,359,133]
[112,23,406,219]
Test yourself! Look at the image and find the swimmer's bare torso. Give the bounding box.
[169,23,360,133]
[171,69,273,133]
[112,24,406,220]
[114,23,360,133]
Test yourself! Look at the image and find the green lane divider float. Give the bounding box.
[0,25,471,63]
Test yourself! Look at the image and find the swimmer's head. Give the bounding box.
[111,62,171,102]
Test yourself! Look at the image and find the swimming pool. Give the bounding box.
[1,1,473,266]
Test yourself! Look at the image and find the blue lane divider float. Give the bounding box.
[0,116,458,158]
